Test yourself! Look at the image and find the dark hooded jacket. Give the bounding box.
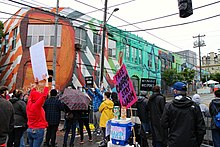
[0,95,14,145]
[161,95,206,147]
[136,96,149,123]
[9,97,27,127]
[148,92,166,143]
[209,98,220,129]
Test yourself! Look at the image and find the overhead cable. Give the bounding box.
[117,0,220,27]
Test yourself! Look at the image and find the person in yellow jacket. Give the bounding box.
[99,91,114,146]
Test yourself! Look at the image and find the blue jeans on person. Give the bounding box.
[212,129,220,147]
[20,135,25,147]
[63,120,77,145]
[152,141,163,147]
[27,128,45,147]
[142,122,150,133]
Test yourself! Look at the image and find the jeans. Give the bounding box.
[212,129,220,147]
[27,128,45,147]
[20,135,25,147]
[152,141,163,147]
[63,120,77,145]
[141,122,150,133]
[93,111,101,133]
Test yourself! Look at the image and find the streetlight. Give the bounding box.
[100,0,119,86]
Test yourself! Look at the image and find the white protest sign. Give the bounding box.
[30,40,48,81]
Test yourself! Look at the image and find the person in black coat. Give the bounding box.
[0,86,14,147]
[78,105,92,144]
[209,89,220,147]
[63,104,80,147]
[44,89,63,147]
[161,82,205,147]
[7,89,27,147]
[136,91,150,147]
[148,86,167,147]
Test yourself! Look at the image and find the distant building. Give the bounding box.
[175,50,197,66]
[202,51,220,74]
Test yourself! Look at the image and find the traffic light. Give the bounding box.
[178,0,193,18]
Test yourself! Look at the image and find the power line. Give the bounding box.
[117,0,220,28]
[68,0,185,50]
[6,0,103,28]
[126,14,220,32]
[75,0,136,16]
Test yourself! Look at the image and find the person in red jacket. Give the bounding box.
[26,75,49,147]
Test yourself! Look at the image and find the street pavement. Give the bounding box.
[166,92,215,106]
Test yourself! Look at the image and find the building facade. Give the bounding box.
[0,7,186,94]
[202,51,220,74]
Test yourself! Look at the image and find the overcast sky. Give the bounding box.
[1,0,220,59]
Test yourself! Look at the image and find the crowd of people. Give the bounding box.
[1,77,220,147]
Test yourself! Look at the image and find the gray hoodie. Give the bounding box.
[192,94,210,117]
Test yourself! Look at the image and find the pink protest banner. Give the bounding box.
[113,64,137,109]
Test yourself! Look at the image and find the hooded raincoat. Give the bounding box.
[99,99,114,128]
[161,95,206,147]
[26,87,49,129]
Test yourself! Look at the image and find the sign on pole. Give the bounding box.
[113,64,137,108]
[140,78,156,91]
[29,40,48,81]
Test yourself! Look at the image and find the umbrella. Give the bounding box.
[204,80,219,85]
[59,88,91,110]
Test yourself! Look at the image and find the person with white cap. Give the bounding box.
[161,82,206,147]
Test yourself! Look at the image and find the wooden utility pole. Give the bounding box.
[193,34,206,82]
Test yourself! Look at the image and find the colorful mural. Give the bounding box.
[0,7,185,93]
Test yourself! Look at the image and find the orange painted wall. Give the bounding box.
[21,10,76,91]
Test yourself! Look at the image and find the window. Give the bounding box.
[167,61,172,69]
[161,58,165,71]
[155,56,159,70]
[108,39,116,58]
[3,33,9,54]
[138,49,142,64]
[26,24,62,47]
[12,27,18,50]
[75,27,87,51]
[93,33,101,53]
[148,53,152,67]
[131,47,138,63]
[125,45,130,61]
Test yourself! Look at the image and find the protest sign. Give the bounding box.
[113,64,137,108]
[85,76,93,88]
[140,78,156,91]
[29,40,48,81]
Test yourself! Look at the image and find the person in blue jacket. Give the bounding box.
[85,83,103,136]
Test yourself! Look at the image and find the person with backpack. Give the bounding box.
[161,82,206,147]
[209,89,220,146]
[148,85,167,147]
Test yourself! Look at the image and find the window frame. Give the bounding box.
[148,53,152,68]
[3,33,9,54]
[12,27,18,50]
[26,24,62,47]
[93,33,101,54]
[108,39,117,58]
[75,27,87,51]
